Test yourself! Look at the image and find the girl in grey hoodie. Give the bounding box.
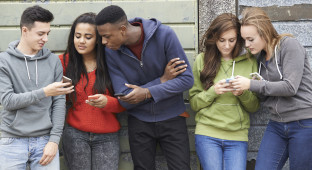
[232,7,312,170]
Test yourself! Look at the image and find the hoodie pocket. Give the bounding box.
[8,108,52,135]
[1,110,17,127]
[202,103,245,131]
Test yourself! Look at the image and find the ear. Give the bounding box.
[21,26,28,35]
[120,25,127,36]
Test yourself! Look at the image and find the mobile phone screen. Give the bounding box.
[114,93,126,97]
[88,96,99,100]
[62,76,72,87]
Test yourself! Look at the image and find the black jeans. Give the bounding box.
[62,125,119,170]
[128,115,191,170]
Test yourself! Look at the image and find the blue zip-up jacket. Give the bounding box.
[105,17,194,122]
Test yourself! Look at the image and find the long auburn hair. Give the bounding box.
[63,12,113,107]
[240,7,291,58]
[200,13,243,90]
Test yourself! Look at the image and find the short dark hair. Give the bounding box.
[95,5,127,26]
[20,5,54,30]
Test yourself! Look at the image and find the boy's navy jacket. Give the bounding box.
[105,17,194,122]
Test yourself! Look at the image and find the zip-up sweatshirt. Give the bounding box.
[105,17,194,122]
[189,53,259,141]
[250,36,312,122]
[0,40,65,144]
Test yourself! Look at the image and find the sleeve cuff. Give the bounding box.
[206,85,218,98]
[148,86,160,103]
[250,79,261,93]
[237,90,249,102]
[49,135,60,145]
[34,88,47,100]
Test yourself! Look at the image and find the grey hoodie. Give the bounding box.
[250,37,312,122]
[0,40,65,144]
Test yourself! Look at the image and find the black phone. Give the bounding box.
[114,93,126,97]
[62,76,72,87]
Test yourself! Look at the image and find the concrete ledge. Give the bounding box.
[0,1,196,27]
[240,4,312,21]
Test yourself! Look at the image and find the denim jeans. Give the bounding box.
[62,125,119,170]
[0,135,60,170]
[128,115,190,170]
[195,135,247,170]
[255,119,312,170]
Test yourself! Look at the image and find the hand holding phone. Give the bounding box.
[62,76,72,87]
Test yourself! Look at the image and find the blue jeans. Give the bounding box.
[195,135,247,170]
[255,119,312,170]
[0,135,60,170]
[62,125,119,170]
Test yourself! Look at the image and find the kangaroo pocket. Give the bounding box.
[5,107,52,136]
[199,102,245,131]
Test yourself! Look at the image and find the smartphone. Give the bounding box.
[225,77,234,83]
[62,76,72,87]
[88,96,99,100]
[225,76,235,83]
[250,72,263,80]
[114,93,126,97]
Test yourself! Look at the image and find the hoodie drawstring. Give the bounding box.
[24,57,31,80]
[274,45,283,80]
[231,60,235,78]
[24,57,39,87]
[257,46,283,80]
[36,59,38,87]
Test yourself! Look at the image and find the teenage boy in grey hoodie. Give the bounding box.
[0,5,74,170]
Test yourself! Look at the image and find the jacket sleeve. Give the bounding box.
[146,27,194,103]
[237,58,260,113]
[49,59,66,145]
[189,54,218,112]
[0,58,46,111]
[250,38,305,96]
[106,53,150,110]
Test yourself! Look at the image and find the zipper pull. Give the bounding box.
[140,61,143,67]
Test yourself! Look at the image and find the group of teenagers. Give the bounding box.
[0,4,312,170]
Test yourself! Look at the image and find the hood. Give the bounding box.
[221,54,249,79]
[118,17,161,56]
[5,40,52,86]
[129,17,161,41]
[257,37,287,80]
[6,40,51,60]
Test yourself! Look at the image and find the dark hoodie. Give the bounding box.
[0,40,65,144]
[250,37,312,122]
